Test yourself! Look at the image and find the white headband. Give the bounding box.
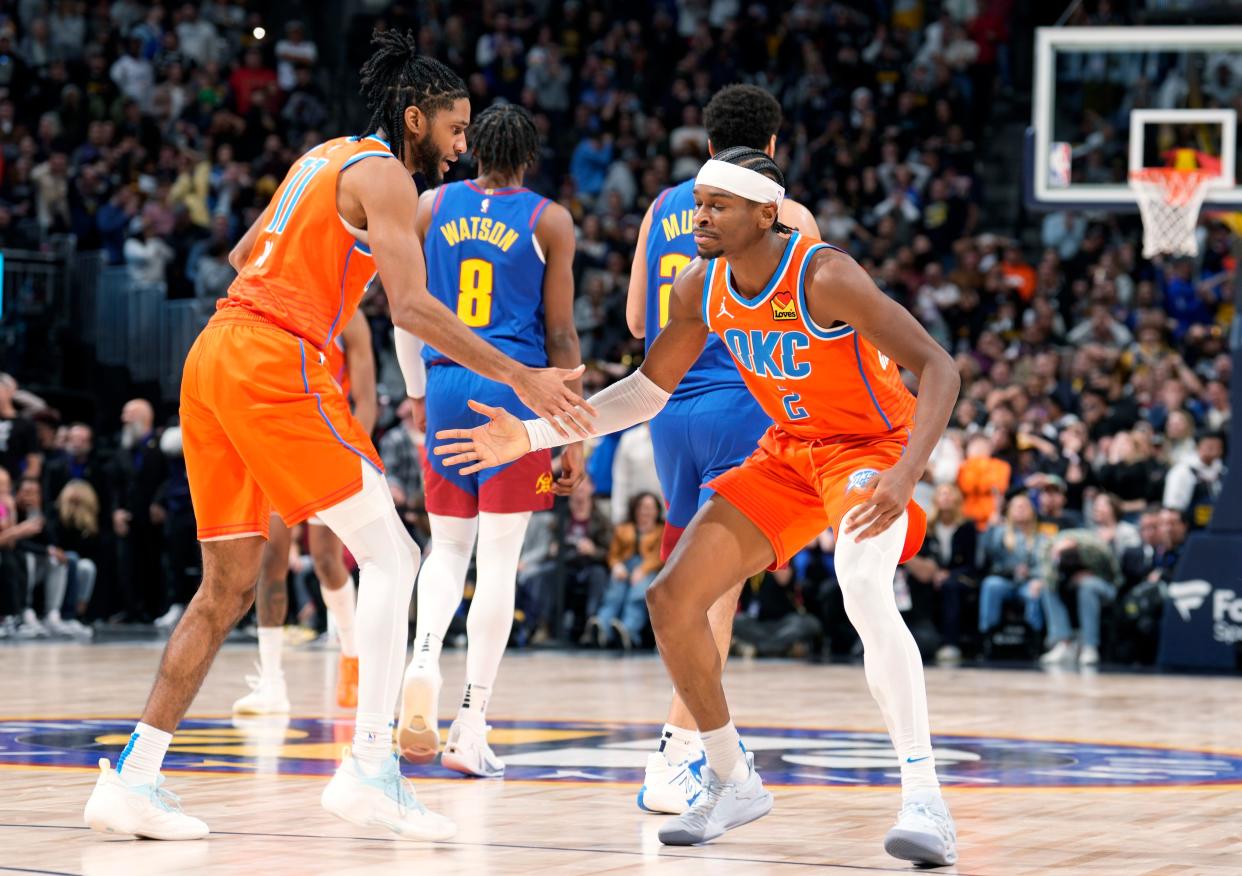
[695,159,785,206]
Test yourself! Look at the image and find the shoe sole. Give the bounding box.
[884,830,956,866]
[398,672,440,764]
[658,792,773,846]
[441,746,504,778]
[232,703,291,716]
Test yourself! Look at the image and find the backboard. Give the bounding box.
[1027,26,1242,211]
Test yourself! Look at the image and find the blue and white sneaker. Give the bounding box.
[321,753,456,841]
[84,758,209,840]
[657,752,773,845]
[637,751,705,814]
[883,790,958,866]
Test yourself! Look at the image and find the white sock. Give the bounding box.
[411,631,443,676]
[117,722,172,787]
[352,711,393,772]
[835,511,940,803]
[258,626,283,678]
[411,513,477,676]
[659,723,700,765]
[460,511,530,720]
[701,721,747,783]
[315,464,420,768]
[322,576,358,658]
[458,682,489,728]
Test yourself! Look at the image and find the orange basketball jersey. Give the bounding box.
[223,134,395,350]
[325,331,350,398]
[702,233,916,441]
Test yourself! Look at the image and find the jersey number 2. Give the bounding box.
[782,392,809,421]
[457,258,494,327]
[657,253,692,328]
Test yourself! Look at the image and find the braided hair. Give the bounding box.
[470,103,539,179]
[711,145,794,235]
[358,28,468,163]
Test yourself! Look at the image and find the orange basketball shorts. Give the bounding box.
[708,425,927,569]
[180,309,384,541]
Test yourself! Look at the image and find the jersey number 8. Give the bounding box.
[456,258,494,327]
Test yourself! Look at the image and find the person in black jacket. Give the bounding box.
[42,423,107,511]
[905,483,979,664]
[106,399,168,622]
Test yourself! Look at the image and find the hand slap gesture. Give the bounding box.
[435,400,532,475]
[512,364,596,438]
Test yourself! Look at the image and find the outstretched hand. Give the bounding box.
[434,400,531,475]
[511,364,596,438]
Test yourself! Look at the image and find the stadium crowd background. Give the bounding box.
[0,0,1234,670]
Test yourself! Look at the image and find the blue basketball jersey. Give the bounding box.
[423,180,551,368]
[644,179,746,399]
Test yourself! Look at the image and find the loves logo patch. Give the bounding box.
[771,290,797,321]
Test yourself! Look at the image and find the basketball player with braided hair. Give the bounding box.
[84,30,590,843]
[395,102,586,778]
[626,83,819,815]
[436,146,961,865]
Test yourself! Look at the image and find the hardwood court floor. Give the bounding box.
[1,642,1240,875]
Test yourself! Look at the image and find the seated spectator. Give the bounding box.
[11,477,51,637]
[1032,474,1084,534]
[905,483,979,664]
[978,494,1046,638]
[529,477,611,641]
[1162,430,1227,529]
[1035,529,1121,667]
[41,479,98,636]
[587,491,663,649]
[0,469,41,637]
[1086,492,1141,556]
[732,566,822,659]
[1114,507,1168,664]
[958,433,1011,530]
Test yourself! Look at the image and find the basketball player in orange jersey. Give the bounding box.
[626,83,819,815]
[232,308,376,716]
[434,147,962,866]
[84,31,590,843]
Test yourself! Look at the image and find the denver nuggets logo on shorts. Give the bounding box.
[770,290,797,321]
[846,468,880,494]
[535,472,553,494]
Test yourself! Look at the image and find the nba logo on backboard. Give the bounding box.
[1048,142,1072,188]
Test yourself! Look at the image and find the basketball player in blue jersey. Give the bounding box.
[396,104,584,777]
[626,85,819,814]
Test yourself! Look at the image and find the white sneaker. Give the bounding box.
[441,719,505,778]
[1079,645,1100,666]
[83,758,209,840]
[397,665,441,764]
[61,617,94,639]
[637,751,706,814]
[16,608,48,639]
[232,667,290,715]
[883,791,957,866]
[657,752,773,845]
[154,604,185,630]
[935,644,962,665]
[322,753,456,841]
[1040,641,1074,664]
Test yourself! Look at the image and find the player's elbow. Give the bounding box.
[389,292,430,335]
[626,308,645,339]
[545,325,581,359]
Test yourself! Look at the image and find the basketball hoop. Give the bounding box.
[1129,168,1221,258]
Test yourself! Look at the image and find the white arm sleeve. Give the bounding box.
[394,327,427,399]
[523,369,670,452]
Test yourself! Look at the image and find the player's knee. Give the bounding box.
[646,576,677,625]
[310,546,345,584]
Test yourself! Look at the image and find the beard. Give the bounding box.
[414,131,445,186]
[695,242,724,260]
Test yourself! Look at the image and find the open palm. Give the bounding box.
[434,400,531,474]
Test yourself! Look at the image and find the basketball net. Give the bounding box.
[1129,167,1219,258]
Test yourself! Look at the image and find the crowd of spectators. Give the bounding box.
[0,1,1235,669]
